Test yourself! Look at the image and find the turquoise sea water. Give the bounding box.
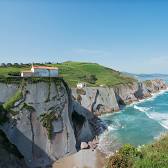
[99,77,168,153]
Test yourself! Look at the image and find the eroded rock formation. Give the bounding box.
[0,78,167,168]
[0,78,102,167]
[72,79,167,115]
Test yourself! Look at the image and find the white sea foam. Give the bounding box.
[99,88,168,152]
[100,110,122,119]
[145,112,168,130]
[129,89,168,107]
[159,121,168,130]
[98,130,121,155]
[108,125,118,131]
[134,105,151,112]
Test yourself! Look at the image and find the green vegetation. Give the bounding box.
[21,103,35,112]
[144,80,153,87]
[81,74,98,84]
[106,134,168,168]
[3,90,23,112]
[39,112,59,140]
[52,62,136,87]
[0,62,136,87]
[76,88,86,95]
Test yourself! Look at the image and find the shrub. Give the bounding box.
[105,153,128,168]
[105,144,142,168]
[76,88,86,95]
[21,103,35,112]
[3,90,23,112]
[80,74,98,84]
[40,112,59,140]
[85,74,97,84]
[118,144,141,157]
[8,72,20,76]
[77,95,82,104]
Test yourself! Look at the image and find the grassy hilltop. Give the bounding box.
[0,62,136,87]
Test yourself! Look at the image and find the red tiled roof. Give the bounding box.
[32,66,58,70]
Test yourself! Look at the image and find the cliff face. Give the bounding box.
[0,78,100,168]
[72,79,167,115]
[0,129,27,168]
[72,87,119,115]
[0,78,167,168]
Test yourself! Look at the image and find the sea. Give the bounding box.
[99,75,168,154]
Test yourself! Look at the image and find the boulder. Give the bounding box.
[80,142,89,149]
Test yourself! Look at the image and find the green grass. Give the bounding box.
[39,112,59,140]
[106,134,168,168]
[3,90,23,111]
[0,62,136,87]
[144,80,153,88]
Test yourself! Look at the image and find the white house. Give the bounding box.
[77,83,86,89]
[21,71,33,77]
[21,65,59,77]
[31,66,59,77]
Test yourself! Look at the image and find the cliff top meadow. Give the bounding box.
[0,62,136,87]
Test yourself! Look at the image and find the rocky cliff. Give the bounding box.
[72,79,167,115]
[0,78,102,168]
[0,78,167,168]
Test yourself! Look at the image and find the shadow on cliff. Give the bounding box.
[134,83,145,99]
[1,126,53,168]
[114,93,126,110]
[72,101,107,150]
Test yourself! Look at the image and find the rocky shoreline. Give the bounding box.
[72,79,167,116]
[0,78,167,167]
[74,79,168,153]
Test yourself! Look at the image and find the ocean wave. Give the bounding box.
[100,110,123,119]
[145,112,168,130]
[98,131,121,155]
[107,124,124,131]
[129,89,168,107]
[134,105,151,112]
[108,125,118,131]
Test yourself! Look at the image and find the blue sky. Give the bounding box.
[0,0,168,73]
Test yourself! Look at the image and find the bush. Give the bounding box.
[76,88,86,95]
[77,95,82,104]
[40,112,59,140]
[118,144,141,157]
[3,90,23,111]
[85,74,97,84]
[80,74,98,84]
[8,72,20,76]
[105,144,142,168]
[105,153,128,168]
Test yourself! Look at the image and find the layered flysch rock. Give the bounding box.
[72,79,167,115]
[0,78,102,168]
[0,78,167,168]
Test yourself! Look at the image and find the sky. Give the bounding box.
[0,0,168,73]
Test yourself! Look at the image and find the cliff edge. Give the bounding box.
[0,77,102,167]
[72,79,167,115]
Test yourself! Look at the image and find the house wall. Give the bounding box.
[49,70,59,77]
[21,72,33,77]
[77,83,86,89]
[33,69,58,77]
